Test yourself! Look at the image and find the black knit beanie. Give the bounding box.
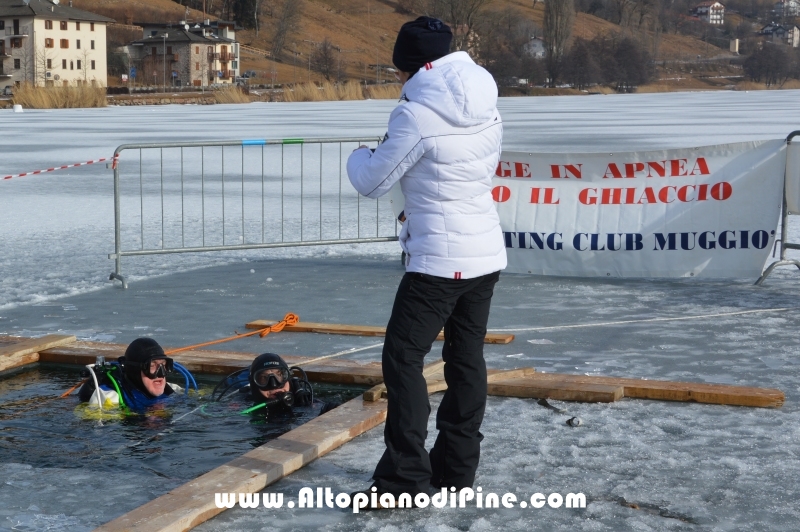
[120,337,167,397]
[392,16,452,74]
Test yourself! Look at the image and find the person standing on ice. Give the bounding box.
[347,16,506,501]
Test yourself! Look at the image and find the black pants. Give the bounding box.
[372,270,501,495]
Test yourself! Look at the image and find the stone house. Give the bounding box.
[128,20,239,87]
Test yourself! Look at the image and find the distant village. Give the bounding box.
[1,0,799,93]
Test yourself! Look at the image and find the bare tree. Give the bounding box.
[35,46,54,86]
[396,0,419,14]
[413,0,495,52]
[744,44,793,87]
[271,0,303,59]
[444,0,495,51]
[311,38,337,81]
[543,0,575,86]
[563,37,602,89]
[81,49,92,82]
[18,44,34,84]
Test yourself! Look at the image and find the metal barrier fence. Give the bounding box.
[109,136,397,288]
[756,130,800,285]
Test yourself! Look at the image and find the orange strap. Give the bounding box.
[164,312,300,355]
[60,378,88,398]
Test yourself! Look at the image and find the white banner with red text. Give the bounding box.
[492,140,786,279]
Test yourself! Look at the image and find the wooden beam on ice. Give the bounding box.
[246,319,515,345]
[486,372,784,408]
[368,366,537,400]
[488,376,624,403]
[37,341,784,407]
[39,341,386,385]
[508,372,786,408]
[0,334,77,373]
[363,359,447,401]
[94,395,388,532]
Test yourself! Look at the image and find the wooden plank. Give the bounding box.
[369,366,536,400]
[0,334,77,373]
[488,376,624,403]
[38,341,784,408]
[427,368,535,395]
[246,319,515,345]
[523,372,785,408]
[95,395,388,532]
[39,342,386,385]
[364,359,447,401]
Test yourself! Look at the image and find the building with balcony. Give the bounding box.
[760,22,800,47]
[693,1,725,25]
[0,0,113,89]
[128,20,240,87]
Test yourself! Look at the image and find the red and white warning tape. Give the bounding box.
[2,155,118,181]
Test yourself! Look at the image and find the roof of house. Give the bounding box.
[0,0,114,22]
[761,23,788,33]
[695,1,724,8]
[135,19,243,31]
[130,29,234,46]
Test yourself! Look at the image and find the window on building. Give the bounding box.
[90,40,95,50]
[62,59,67,69]
[90,23,95,31]
[60,21,68,30]
[11,38,22,48]
[70,60,74,70]
[14,58,20,70]
[151,46,157,56]
[232,60,237,69]
[0,21,4,30]
[45,38,54,48]
[47,59,52,69]
[77,60,81,70]
[76,22,80,30]
[44,20,52,30]
[76,39,81,49]
[60,39,69,48]
[91,60,95,70]
[195,46,199,54]
[195,62,199,70]
[167,46,172,55]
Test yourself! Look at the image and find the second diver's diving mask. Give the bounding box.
[252,366,291,391]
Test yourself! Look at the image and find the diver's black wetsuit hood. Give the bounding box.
[119,337,169,399]
[248,352,290,402]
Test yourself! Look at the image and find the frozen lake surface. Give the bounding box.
[2,91,800,531]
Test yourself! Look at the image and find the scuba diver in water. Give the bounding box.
[211,352,339,418]
[78,337,196,411]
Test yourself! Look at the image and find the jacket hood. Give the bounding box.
[402,51,498,127]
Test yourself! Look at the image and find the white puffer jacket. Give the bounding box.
[347,51,507,279]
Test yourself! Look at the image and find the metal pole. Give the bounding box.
[113,152,122,278]
[162,33,168,93]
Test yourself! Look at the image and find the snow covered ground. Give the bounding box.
[2,91,800,531]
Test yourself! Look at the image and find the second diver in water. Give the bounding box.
[212,352,339,418]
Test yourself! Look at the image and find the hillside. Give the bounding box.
[73,0,739,90]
